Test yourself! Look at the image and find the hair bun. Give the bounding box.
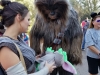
[0,0,11,7]
[90,12,97,18]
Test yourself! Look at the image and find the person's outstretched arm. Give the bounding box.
[6,61,49,75]
[0,47,56,75]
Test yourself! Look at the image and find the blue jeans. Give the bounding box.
[81,32,85,50]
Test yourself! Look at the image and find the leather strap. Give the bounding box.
[51,32,64,50]
[12,41,27,72]
[50,26,66,50]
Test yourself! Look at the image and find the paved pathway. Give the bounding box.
[75,51,100,75]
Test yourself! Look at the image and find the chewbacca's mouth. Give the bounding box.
[49,15,57,20]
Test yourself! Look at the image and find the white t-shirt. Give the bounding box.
[85,28,100,59]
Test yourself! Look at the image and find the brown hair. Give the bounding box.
[89,15,100,28]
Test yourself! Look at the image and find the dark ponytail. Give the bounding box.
[0,0,29,28]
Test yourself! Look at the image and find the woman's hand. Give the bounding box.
[45,61,56,73]
[35,54,42,59]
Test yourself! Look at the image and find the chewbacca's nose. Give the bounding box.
[50,11,55,15]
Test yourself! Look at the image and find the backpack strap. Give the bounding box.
[12,42,27,71]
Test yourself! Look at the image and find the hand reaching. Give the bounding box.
[36,54,42,59]
[45,61,56,73]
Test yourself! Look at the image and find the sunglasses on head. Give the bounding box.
[97,20,100,22]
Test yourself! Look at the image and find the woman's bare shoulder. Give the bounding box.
[0,47,20,70]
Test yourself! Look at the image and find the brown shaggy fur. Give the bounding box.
[30,0,83,65]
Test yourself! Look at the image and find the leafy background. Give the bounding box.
[0,0,100,32]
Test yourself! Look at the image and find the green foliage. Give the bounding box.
[70,0,100,22]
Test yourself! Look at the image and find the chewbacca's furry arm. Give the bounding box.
[30,16,44,55]
[64,9,83,65]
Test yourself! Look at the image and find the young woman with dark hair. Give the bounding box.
[0,0,56,75]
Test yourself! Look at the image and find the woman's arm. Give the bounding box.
[88,46,100,55]
[0,47,20,70]
[0,47,55,75]
[6,61,49,75]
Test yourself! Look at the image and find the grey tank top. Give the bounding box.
[0,36,36,73]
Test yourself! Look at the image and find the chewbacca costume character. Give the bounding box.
[30,0,82,75]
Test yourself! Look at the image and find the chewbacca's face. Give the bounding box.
[35,0,68,21]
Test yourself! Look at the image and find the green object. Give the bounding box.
[46,47,68,62]
[63,51,67,61]
[39,47,77,74]
[57,48,77,75]
[58,48,68,62]
[58,48,63,54]
[46,47,54,52]
[36,63,40,71]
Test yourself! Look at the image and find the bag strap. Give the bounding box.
[51,33,64,50]
[50,26,66,50]
[12,41,27,71]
